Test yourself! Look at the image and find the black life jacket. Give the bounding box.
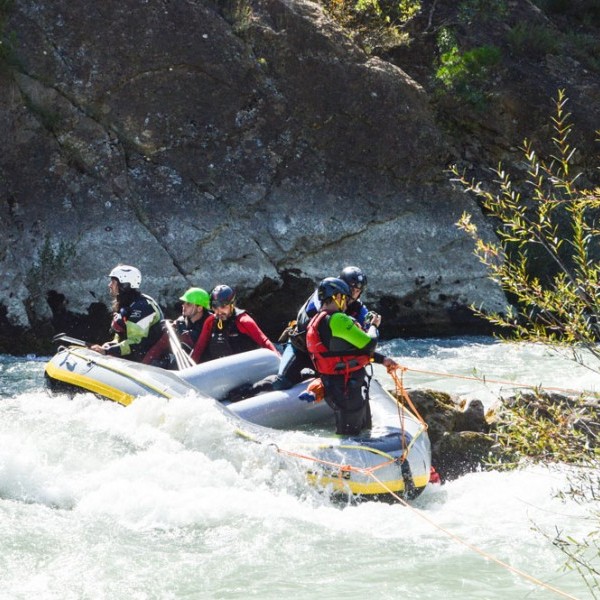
[207,308,258,360]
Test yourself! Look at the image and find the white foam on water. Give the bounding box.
[0,346,597,599]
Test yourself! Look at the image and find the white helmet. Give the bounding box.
[109,265,142,289]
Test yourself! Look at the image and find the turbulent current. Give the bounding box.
[0,337,597,599]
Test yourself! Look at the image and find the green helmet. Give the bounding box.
[179,287,210,309]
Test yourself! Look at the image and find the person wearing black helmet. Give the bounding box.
[339,265,373,327]
[90,265,164,362]
[190,284,279,363]
[274,265,381,390]
[305,277,381,436]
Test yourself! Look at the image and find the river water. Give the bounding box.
[1,337,598,599]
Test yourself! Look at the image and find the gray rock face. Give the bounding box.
[0,0,507,350]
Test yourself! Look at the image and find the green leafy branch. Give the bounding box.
[452,89,600,371]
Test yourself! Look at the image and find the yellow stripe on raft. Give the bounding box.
[307,472,430,495]
[233,428,429,496]
[45,360,135,406]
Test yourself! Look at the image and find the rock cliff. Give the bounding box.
[1,0,598,353]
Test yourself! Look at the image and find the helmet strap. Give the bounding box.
[333,294,346,311]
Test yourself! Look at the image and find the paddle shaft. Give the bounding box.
[52,332,91,347]
[163,320,195,370]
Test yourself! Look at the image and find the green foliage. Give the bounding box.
[216,0,254,34]
[435,27,501,107]
[565,30,600,73]
[319,0,418,53]
[453,89,600,372]
[506,22,561,58]
[533,0,600,26]
[453,90,600,594]
[491,391,600,465]
[457,0,508,25]
[553,529,600,597]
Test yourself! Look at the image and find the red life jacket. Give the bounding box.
[306,311,371,376]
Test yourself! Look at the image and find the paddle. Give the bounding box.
[163,320,195,370]
[52,332,91,347]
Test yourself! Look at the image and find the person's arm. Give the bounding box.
[329,312,378,353]
[105,304,159,357]
[190,315,214,363]
[141,331,170,364]
[372,351,398,369]
[236,313,280,355]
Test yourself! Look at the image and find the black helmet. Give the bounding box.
[317,277,350,302]
[210,284,236,308]
[339,266,367,290]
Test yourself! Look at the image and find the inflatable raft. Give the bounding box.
[45,346,431,498]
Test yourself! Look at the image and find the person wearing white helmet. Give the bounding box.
[90,265,164,362]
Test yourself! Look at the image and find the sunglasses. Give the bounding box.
[211,301,233,309]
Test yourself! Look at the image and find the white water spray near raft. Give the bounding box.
[1,338,597,599]
[44,347,432,498]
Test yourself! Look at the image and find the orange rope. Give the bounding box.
[269,365,581,599]
[387,365,428,429]
[272,445,578,598]
[364,471,580,600]
[400,364,598,398]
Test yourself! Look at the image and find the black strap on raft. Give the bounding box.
[400,459,418,500]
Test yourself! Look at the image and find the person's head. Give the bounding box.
[210,284,236,321]
[339,266,367,302]
[179,287,210,322]
[108,265,142,298]
[317,277,350,312]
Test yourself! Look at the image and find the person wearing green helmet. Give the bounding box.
[142,286,211,367]
[176,287,211,348]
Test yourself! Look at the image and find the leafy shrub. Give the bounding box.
[319,0,418,53]
[435,27,501,106]
[507,22,561,58]
[457,0,508,25]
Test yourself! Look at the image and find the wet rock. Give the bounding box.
[406,389,493,483]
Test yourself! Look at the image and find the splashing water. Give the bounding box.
[0,339,597,599]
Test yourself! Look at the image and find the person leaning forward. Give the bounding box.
[190,285,279,363]
[90,265,164,362]
[305,276,396,436]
